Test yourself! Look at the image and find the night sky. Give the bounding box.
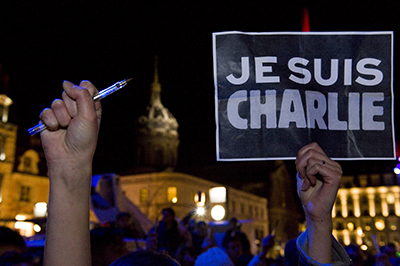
[0,1,399,184]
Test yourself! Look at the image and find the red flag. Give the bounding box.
[302,7,310,32]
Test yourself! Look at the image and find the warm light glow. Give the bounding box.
[375,220,385,231]
[391,224,397,231]
[340,193,348,218]
[209,187,226,203]
[368,194,376,217]
[343,230,350,246]
[33,224,41,232]
[168,187,177,203]
[365,225,371,231]
[194,192,206,207]
[347,222,355,231]
[34,202,47,217]
[14,222,34,237]
[387,193,395,204]
[357,227,364,236]
[361,244,368,251]
[15,214,27,221]
[196,207,205,216]
[353,195,360,217]
[381,194,389,217]
[211,205,225,221]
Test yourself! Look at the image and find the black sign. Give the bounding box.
[213,32,394,160]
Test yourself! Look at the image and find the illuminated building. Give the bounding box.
[332,173,400,250]
[117,171,268,253]
[0,93,49,237]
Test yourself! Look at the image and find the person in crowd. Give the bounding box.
[195,246,234,266]
[114,212,145,239]
[246,234,275,266]
[109,250,180,266]
[283,239,298,266]
[0,227,27,257]
[376,243,400,266]
[90,227,130,266]
[222,218,251,256]
[0,226,40,266]
[344,244,366,266]
[156,207,186,257]
[191,221,208,257]
[38,80,351,266]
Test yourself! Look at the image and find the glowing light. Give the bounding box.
[14,221,34,237]
[361,244,368,251]
[34,202,47,217]
[387,193,395,204]
[33,224,41,232]
[172,197,178,203]
[196,207,205,216]
[357,227,364,237]
[375,220,385,231]
[343,230,350,246]
[347,222,355,231]
[211,205,225,221]
[391,225,397,231]
[15,214,27,221]
[209,187,226,203]
[365,225,371,231]
[394,167,400,175]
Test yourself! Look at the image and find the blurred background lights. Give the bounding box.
[393,162,400,174]
[375,220,385,231]
[33,224,41,233]
[196,207,205,216]
[209,187,226,203]
[34,202,48,217]
[211,205,225,221]
[15,214,27,221]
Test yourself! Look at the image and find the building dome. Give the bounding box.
[135,57,180,170]
[137,60,178,137]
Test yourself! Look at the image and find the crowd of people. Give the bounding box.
[0,80,399,266]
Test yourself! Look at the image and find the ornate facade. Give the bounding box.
[332,173,400,251]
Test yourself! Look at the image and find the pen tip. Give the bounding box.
[125,78,133,83]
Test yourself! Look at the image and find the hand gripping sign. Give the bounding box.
[213,31,395,161]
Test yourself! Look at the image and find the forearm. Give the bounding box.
[44,162,92,266]
[306,216,333,264]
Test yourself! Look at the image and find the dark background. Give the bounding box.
[0,1,399,183]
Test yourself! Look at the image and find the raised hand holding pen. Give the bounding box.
[41,80,101,266]
[39,80,101,165]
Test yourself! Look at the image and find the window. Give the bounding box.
[231,201,236,213]
[240,203,245,214]
[0,135,6,161]
[140,188,148,203]
[249,205,253,217]
[20,186,30,202]
[168,187,177,203]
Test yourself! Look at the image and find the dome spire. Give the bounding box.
[150,55,161,105]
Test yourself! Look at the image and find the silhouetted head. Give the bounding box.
[109,250,180,266]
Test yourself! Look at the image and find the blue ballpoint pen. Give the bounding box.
[27,78,132,136]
